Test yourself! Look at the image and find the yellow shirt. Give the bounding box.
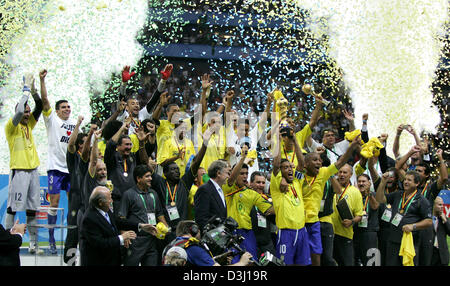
[5,117,40,169]
[270,171,306,230]
[199,125,226,170]
[331,185,364,239]
[280,124,312,168]
[157,136,196,178]
[302,164,339,223]
[187,184,198,220]
[223,183,272,230]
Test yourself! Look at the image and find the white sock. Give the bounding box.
[5,213,15,230]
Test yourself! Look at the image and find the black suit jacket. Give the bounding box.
[432,216,450,265]
[0,224,22,266]
[80,206,123,266]
[194,180,227,231]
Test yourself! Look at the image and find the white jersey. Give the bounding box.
[116,108,152,135]
[227,123,260,176]
[43,109,78,173]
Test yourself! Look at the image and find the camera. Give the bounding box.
[201,217,243,257]
[280,126,293,139]
[239,136,252,149]
[201,217,282,266]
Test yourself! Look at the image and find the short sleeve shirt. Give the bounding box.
[331,185,364,239]
[43,108,78,173]
[222,183,272,230]
[270,171,305,230]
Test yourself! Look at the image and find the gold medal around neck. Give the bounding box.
[170,201,176,207]
[399,209,404,214]
[123,172,128,177]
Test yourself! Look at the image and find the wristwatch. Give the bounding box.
[412,224,417,231]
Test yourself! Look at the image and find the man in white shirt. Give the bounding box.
[40,69,80,254]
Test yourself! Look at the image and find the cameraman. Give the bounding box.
[166,220,253,266]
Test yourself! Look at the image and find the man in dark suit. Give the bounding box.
[80,186,137,266]
[431,196,450,266]
[194,159,231,232]
[0,220,26,266]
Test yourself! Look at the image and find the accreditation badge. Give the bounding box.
[167,205,180,221]
[381,208,392,222]
[358,214,368,228]
[257,212,267,228]
[320,200,325,212]
[391,213,403,227]
[147,212,156,225]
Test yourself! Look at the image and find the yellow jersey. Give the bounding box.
[270,171,306,229]
[5,117,40,169]
[331,185,364,239]
[302,164,339,223]
[223,183,272,230]
[279,124,312,169]
[157,136,196,178]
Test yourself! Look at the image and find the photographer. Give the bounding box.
[166,220,253,266]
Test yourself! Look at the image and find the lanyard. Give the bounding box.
[323,180,330,200]
[123,160,127,173]
[398,190,417,214]
[305,175,317,188]
[290,185,299,199]
[420,181,429,197]
[139,192,155,212]
[363,196,370,213]
[131,117,141,128]
[21,124,30,140]
[166,182,178,205]
[283,147,295,163]
[337,184,350,202]
[225,186,246,197]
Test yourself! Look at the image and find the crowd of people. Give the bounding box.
[1,62,449,267]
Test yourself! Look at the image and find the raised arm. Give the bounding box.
[227,144,248,187]
[88,130,102,177]
[67,115,84,154]
[81,123,98,162]
[436,149,448,189]
[12,74,34,126]
[335,135,362,170]
[272,125,281,176]
[375,172,389,204]
[39,69,50,112]
[309,93,325,130]
[343,109,355,132]
[145,64,172,114]
[189,127,211,176]
[151,91,170,121]
[395,145,421,172]
[393,124,403,159]
[293,132,305,172]
[200,73,213,119]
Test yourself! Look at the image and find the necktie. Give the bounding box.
[217,187,226,207]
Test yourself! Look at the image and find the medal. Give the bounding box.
[170,201,176,207]
[123,172,128,177]
[362,211,367,216]
[399,209,404,214]
[387,204,391,209]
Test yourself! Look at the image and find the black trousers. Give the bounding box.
[64,191,81,264]
[320,222,337,266]
[333,234,354,266]
[354,231,378,266]
[417,226,433,266]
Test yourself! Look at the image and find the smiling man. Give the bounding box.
[40,69,80,254]
[5,72,43,255]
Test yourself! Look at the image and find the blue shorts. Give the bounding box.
[231,229,258,264]
[306,222,323,254]
[48,170,70,195]
[276,228,311,265]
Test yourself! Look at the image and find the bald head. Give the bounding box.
[433,196,444,216]
[89,186,112,211]
[337,164,353,186]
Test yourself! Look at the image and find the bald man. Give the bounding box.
[79,187,136,266]
[431,197,450,266]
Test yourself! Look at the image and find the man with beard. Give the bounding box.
[104,121,150,214]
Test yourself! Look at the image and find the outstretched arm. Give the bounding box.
[67,115,84,154]
[335,135,362,170]
[39,70,50,112]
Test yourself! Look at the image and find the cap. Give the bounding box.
[166,246,187,260]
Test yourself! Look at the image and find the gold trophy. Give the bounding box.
[302,83,330,106]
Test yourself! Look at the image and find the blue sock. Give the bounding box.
[48,214,57,244]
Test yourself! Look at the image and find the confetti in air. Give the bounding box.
[294,0,449,157]
[0,0,149,174]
